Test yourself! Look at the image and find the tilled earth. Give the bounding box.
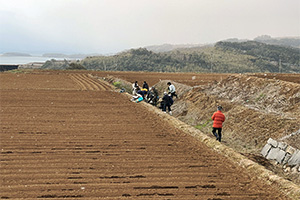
[0,72,289,199]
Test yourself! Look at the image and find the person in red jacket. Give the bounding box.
[211,106,225,142]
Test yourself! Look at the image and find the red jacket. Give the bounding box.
[212,110,225,128]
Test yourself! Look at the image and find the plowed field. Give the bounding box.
[0,72,289,199]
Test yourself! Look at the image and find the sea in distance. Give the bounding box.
[0,56,82,65]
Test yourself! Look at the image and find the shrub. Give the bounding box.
[113,81,122,88]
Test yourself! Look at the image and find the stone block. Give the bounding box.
[267,138,278,147]
[261,143,272,157]
[277,142,287,150]
[288,150,300,166]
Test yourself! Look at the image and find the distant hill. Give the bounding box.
[254,35,300,48]
[42,53,68,58]
[1,52,32,57]
[220,35,300,49]
[144,36,300,53]
[145,43,209,53]
[42,40,300,73]
[42,53,96,59]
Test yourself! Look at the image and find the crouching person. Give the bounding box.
[131,94,143,103]
[148,87,159,106]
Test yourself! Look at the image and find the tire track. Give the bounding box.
[69,74,88,90]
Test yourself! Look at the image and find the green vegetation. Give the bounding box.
[66,63,86,70]
[41,59,86,70]
[256,93,266,102]
[41,59,69,70]
[41,41,300,73]
[112,81,131,93]
[215,41,300,72]
[113,81,122,88]
[4,69,33,73]
[195,120,212,131]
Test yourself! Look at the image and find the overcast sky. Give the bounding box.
[0,0,299,54]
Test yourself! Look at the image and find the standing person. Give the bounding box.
[132,81,138,95]
[211,106,225,142]
[167,82,178,98]
[142,81,149,91]
[162,92,173,115]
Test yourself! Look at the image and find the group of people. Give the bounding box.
[131,81,159,106]
[131,81,178,115]
[131,80,226,142]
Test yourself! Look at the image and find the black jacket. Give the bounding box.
[163,94,172,105]
[142,82,149,90]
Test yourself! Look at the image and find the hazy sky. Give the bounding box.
[0,0,299,54]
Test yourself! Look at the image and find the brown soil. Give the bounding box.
[189,74,300,149]
[88,71,231,87]
[0,71,293,199]
[94,70,300,185]
[166,74,300,186]
[248,73,300,84]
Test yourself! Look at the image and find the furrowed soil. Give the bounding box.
[0,70,293,199]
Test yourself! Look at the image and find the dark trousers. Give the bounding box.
[162,103,171,112]
[171,92,177,98]
[212,127,222,142]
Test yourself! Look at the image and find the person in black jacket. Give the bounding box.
[142,81,149,91]
[162,92,173,115]
[147,87,159,106]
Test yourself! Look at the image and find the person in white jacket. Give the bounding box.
[167,82,178,98]
[132,81,139,95]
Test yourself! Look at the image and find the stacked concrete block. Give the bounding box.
[261,138,300,167]
[288,150,300,166]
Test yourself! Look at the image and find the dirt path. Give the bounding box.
[0,72,291,199]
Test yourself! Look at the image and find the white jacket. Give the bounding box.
[168,84,176,93]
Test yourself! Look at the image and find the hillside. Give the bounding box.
[41,41,300,73]
[215,41,300,72]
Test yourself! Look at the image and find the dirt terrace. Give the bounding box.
[0,71,292,199]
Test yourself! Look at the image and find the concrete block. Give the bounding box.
[266,148,279,160]
[282,153,292,165]
[275,150,287,164]
[286,146,296,155]
[266,148,286,163]
[267,138,278,147]
[288,150,300,166]
[261,143,272,157]
[277,142,287,150]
